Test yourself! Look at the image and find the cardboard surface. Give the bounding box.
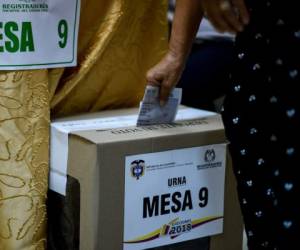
[48,107,243,250]
[50,107,216,194]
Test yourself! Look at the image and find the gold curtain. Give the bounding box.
[51,0,168,117]
[0,0,168,249]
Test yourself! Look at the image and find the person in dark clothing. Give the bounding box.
[147,0,300,249]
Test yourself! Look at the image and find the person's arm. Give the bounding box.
[146,0,203,106]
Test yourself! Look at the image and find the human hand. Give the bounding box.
[146,51,186,106]
[201,0,249,33]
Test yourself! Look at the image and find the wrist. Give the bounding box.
[168,38,192,64]
[166,46,188,69]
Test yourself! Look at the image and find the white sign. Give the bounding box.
[124,144,226,250]
[0,0,80,70]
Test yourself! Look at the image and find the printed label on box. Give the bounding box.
[124,144,226,250]
[0,0,80,70]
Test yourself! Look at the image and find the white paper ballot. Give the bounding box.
[137,86,182,126]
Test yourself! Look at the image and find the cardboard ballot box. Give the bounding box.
[47,107,243,250]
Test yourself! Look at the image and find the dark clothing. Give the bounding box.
[222,1,300,249]
[178,40,234,111]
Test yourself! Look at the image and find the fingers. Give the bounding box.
[221,4,244,32]
[202,0,229,32]
[231,0,249,25]
[147,68,175,106]
[146,67,177,106]
[146,66,173,106]
[202,0,249,34]
[146,54,184,106]
[205,2,232,33]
